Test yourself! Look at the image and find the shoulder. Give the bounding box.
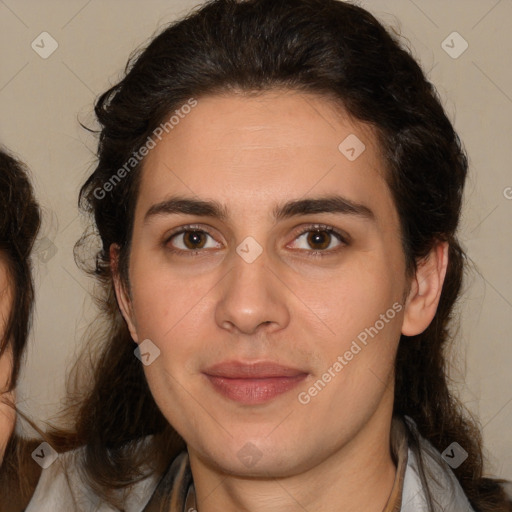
[402,444,475,512]
[401,417,475,512]
[25,440,161,512]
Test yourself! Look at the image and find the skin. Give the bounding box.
[113,90,448,512]
[0,258,15,464]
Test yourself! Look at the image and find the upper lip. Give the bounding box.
[203,360,307,379]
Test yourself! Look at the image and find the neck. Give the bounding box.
[188,397,397,512]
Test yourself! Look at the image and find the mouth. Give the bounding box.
[203,360,308,405]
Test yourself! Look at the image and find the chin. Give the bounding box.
[192,435,314,478]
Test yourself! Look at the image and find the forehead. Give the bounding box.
[135,90,395,226]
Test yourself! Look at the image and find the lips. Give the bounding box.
[203,361,308,405]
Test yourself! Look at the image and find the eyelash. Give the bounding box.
[163,223,349,259]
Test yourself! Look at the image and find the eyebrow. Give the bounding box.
[144,194,375,224]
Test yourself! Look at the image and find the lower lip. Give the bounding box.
[205,374,307,405]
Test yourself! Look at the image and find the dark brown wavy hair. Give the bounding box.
[0,149,40,390]
[46,0,511,510]
[0,148,41,510]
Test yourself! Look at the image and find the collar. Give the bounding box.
[384,416,409,511]
[143,416,409,512]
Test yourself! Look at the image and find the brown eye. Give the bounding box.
[306,231,332,250]
[290,227,346,253]
[166,227,222,254]
[182,230,207,249]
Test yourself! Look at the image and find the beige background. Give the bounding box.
[0,0,511,479]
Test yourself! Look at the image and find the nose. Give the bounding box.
[214,246,290,336]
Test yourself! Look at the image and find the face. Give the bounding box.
[115,90,433,477]
[0,257,15,463]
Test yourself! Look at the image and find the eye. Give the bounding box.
[165,225,222,255]
[288,224,348,255]
[163,223,348,258]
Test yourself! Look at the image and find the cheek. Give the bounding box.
[0,354,15,461]
[0,392,15,428]
[300,298,402,428]
[315,255,404,334]
[128,250,199,335]
[128,262,213,388]
[304,258,404,406]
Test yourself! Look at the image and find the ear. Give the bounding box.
[401,241,449,336]
[110,244,139,343]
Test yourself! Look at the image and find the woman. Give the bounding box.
[26,0,512,510]
[0,254,16,467]
[0,148,41,509]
